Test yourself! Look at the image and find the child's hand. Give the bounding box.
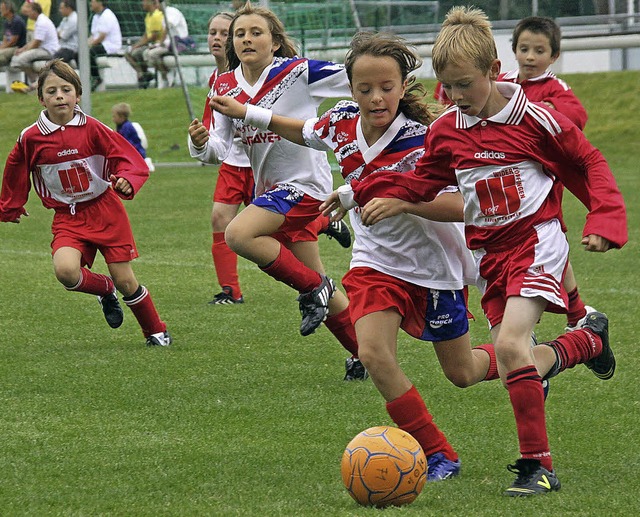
[360,197,406,226]
[210,96,247,119]
[110,175,133,196]
[582,234,611,252]
[189,118,209,148]
[320,190,343,217]
[9,211,28,223]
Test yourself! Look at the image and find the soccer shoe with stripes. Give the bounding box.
[426,452,461,482]
[146,331,172,347]
[582,311,615,380]
[297,275,336,336]
[344,357,369,381]
[321,219,352,248]
[97,291,124,329]
[208,286,244,306]
[565,305,598,332]
[504,459,560,497]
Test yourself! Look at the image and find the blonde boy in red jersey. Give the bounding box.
[351,7,627,496]
[0,59,171,347]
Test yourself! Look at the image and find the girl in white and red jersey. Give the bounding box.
[188,4,361,376]
[190,12,352,307]
[351,8,627,496]
[499,15,592,330]
[0,60,171,347]
[213,31,512,482]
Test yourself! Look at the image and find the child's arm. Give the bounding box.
[188,103,237,164]
[540,79,588,130]
[210,96,307,146]
[360,191,464,226]
[0,141,31,223]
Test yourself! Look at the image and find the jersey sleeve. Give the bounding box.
[301,117,328,151]
[188,108,234,164]
[94,122,149,199]
[0,139,31,222]
[540,79,588,130]
[306,60,351,103]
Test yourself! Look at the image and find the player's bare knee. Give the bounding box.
[443,369,474,389]
[53,263,80,288]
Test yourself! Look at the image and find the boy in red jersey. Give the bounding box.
[499,16,594,330]
[350,7,627,496]
[0,59,171,347]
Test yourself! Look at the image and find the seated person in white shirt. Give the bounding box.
[9,0,58,90]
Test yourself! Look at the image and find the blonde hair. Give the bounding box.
[226,2,298,70]
[112,102,132,119]
[432,6,496,76]
[345,32,439,126]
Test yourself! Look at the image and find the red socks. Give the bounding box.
[386,385,457,460]
[566,287,586,327]
[260,244,322,293]
[546,329,603,374]
[66,268,113,296]
[212,232,241,296]
[122,285,166,337]
[506,365,552,471]
[324,308,358,356]
[474,343,499,381]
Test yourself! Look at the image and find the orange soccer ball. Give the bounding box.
[341,426,427,508]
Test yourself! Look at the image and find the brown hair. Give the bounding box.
[345,32,439,126]
[225,2,298,70]
[512,16,561,58]
[432,6,496,76]
[37,59,82,99]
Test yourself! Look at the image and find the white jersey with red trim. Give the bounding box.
[0,108,149,221]
[190,56,350,199]
[304,101,476,289]
[188,69,250,168]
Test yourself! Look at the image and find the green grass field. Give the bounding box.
[0,72,638,516]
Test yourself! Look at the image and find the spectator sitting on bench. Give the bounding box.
[52,0,77,64]
[124,0,164,89]
[9,0,57,92]
[148,1,189,89]
[0,0,27,71]
[21,0,49,41]
[88,0,121,91]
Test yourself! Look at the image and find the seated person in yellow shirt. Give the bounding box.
[124,0,163,89]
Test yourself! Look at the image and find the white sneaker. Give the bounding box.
[565,305,598,332]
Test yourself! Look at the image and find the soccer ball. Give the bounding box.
[341,426,427,507]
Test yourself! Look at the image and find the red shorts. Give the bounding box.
[478,219,569,327]
[51,189,138,268]
[213,163,254,206]
[343,267,469,342]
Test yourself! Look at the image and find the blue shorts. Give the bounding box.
[420,288,469,342]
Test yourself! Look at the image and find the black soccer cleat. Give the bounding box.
[98,292,124,329]
[208,286,244,305]
[581,311,615,380]
[504,459,560,497]
[344,357,369,381]
[297,275,336,336]
[146,331,172,347]
[321,219,352,248]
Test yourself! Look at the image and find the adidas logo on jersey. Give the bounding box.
[474,150,506,159]
[57,148,79,157]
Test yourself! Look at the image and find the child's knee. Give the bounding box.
[53,263,81,288]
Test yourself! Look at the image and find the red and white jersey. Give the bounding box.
[189,68,250,168]
[0,108,149,222]
[304,101,476,289]
[498,69,587,130]
[352,82,627,251]
[190,56,350,199]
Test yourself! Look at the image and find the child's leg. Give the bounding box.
[108,262,167,340]
[355,310,458,462]
[211,202,242,300]
[53,247,111,294]
[493,296,552,470]
[433,334,497,386]
[564,261,589,327]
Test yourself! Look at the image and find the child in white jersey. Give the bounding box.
[188,4,362,376]
[0,59,171,347]
[350,7,627,496]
